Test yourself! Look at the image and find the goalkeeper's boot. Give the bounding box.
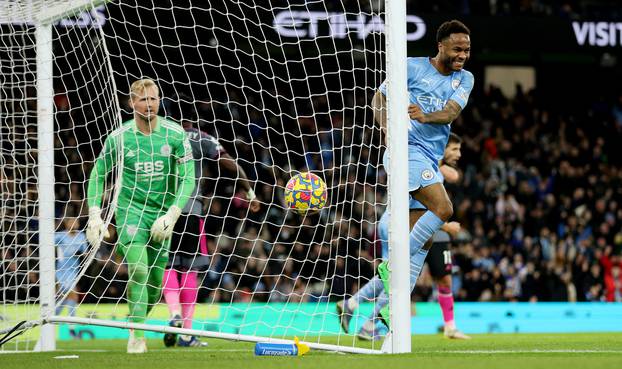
[127,332,148,354]
[177,335,208,347]
[444,327,471,340]
[163,314,182,347]
[336,299,354,333]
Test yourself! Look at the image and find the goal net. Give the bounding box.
[1,0,394,354]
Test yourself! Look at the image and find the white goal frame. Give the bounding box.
[3,0,410,355]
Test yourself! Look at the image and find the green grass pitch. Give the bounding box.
[1,333,621,369]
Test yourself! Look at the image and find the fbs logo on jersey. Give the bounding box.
[135,161,165,178]
[421,169,434,180]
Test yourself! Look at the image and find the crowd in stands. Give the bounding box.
[5,80,621,306]
[2,64,622,308]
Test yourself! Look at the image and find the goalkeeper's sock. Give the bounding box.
[146,251,167,316]
[352,275,384,306]
[179,271,199,329]
[125,244,150,339]
[127,263,149,339]
[163,269,182,317]
[437,285,455,329]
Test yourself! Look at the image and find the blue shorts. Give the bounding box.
[383,146,443,194]
[56,268,78,294]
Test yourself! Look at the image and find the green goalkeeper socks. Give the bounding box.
[123,243,168,339]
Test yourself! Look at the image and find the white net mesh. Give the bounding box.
[1,0,389,352]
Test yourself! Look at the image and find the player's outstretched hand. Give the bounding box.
[86,206,110,248]
[408,103,426,122]
[443,221,461,238]
[151,205,182,243]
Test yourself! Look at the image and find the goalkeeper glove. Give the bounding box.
[150,205,182,243]
[86,206,110,248]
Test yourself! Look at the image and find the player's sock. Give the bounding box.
[352,275,384,306]
[179,271,198,330]
[369,291,388,322]
[55,302,65,316]
[163,269,182,317]
[127,261,149,339]
[410,211,444,254]
[124,243,150,339]
[146,250,167,316]
[66,299,77,317]
[437,285,455,329]
[409,247,429,291]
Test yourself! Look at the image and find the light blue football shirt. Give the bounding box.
[379,57,474,161]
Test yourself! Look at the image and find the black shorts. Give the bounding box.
[167,214,210,271]
[426,241,452,278]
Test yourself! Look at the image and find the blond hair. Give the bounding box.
[130,78,159,100]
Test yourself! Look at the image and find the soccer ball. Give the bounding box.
[284,172,328,213]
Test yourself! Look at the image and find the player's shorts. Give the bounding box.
[115,209,170,265]
[426,241,452,278]
[56,268,78,294]
[167,214,210,271]
[383,146,443,194]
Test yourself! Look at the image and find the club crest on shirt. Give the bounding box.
[421,169,434,180]
[451,79,461,90]
[126,224,138,236]
[160,144,171,155]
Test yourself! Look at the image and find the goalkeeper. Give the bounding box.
[86,78,195,354]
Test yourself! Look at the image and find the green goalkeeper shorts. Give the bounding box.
[115,209,171,264]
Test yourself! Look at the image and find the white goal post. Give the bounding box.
[0,0,410,354]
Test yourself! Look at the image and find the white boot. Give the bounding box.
[127,330,148,354]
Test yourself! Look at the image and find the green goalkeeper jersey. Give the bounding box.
[87,117,195,215]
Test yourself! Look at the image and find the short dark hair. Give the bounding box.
[436,20,470,43]
[448,132,462,144]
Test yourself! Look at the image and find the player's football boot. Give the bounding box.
[127,337,148,354]
[377,261,390,296]
[336,299,353,333]
[377,262,391,328]
[163,314,182,347]
[444,327,471,339]
[357,321,388,341]
[379,305,390,329]
[177,335,208,347]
